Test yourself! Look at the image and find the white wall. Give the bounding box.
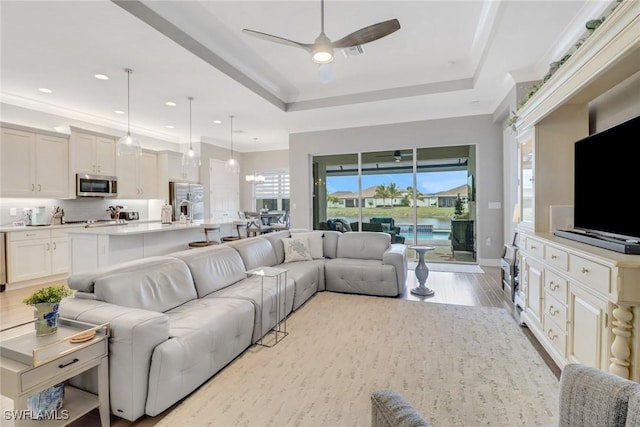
[289,114,505,264]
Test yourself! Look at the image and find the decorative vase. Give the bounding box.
[34,302,60,336]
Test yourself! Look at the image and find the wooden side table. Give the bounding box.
[0,319,110,426]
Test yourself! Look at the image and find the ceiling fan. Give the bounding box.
[375,150,411,162]
[242,0,400,82]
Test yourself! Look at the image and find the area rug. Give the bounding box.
[156,292,559,427]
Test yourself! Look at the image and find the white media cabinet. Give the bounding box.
[518,231,640,381]
[513,1,640,380]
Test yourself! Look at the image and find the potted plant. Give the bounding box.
[23,285,73,336]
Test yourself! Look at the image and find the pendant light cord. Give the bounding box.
[125,68,132,136]
[188,97,194,150]
[230,115,235,159]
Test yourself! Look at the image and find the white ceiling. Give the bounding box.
[0,0,611,152]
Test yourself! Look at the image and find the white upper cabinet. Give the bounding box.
[1,127,69,198]
[117,150,158,199]
[70,130,116,177]
[156,151,200,201]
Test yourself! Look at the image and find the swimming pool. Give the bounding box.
[398,225,450,241]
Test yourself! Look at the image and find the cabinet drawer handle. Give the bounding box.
[46,243,50,251]
[548,305,559,316]
[547,329,558,340]
[530,245,536,249]
[31,184,35,191]
[53,242,57,250]
[58,358,79,369]
[581,267,589,274]
[549,282,559,291]
[551,255,557,259]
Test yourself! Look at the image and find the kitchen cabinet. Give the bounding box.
[0,127,69,198]
[6,228,71,284]
[157,151,200,201]
[117,150,158,199]
[70,128,116,177]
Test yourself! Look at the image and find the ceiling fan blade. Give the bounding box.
[318,63,333,83]
[242,29,313,51]
[332,19,400,49]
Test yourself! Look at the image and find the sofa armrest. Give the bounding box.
[383,243,408,294]
[60,297,170,421]
[371,389,431,427]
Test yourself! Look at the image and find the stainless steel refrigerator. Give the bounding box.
[169,182,204,221]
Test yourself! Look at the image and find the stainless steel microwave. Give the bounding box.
[76,174,118,197]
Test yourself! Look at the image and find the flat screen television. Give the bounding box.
[556,114,640,253]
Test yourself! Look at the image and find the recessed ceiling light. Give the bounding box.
[94,74,109,80]
[165,125,175,129]
[213,119,222,124]
[165,101,177,107]
[38,87,52,93]
[114,110,125,115]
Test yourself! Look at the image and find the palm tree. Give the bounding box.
[374,184,390,208]
[406,186,425,205]
[387,183,402,207]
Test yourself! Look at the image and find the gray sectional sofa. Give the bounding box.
[60,229,407,421]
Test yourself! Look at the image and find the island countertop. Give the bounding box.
[66,219,247,236]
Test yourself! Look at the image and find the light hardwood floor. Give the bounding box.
[0,265,558,426]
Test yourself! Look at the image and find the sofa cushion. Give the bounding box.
[325,258,399,296]
[337,231,391,260]
[209,275,295,342]
[322,230,340,259]
[94,257,196,312]
[282,237,312,263]
[227,237,278,271]
[261,230,291,264]
[276,259,327,309]
[146,297,255,416]
[169,245,247,297]
[290,230,324,258]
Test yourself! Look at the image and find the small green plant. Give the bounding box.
[454,193,465,217]
[23,285,72,306]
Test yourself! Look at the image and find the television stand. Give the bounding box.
[554,229,640,255]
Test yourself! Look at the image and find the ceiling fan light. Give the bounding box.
[312,48,333,64]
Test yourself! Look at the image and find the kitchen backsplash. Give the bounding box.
[0,198,159,226]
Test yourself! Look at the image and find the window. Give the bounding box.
[253,169,290,211]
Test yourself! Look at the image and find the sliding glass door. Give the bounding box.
[313,145,476,263]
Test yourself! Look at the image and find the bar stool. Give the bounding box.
[188,225,221,248]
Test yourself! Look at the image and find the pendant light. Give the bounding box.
[224,115,240,173]
[246,137,265,182]
[182,97,201,167]
[116,68,142,156]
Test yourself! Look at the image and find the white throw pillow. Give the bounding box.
[290,230,324,258]
[282,237,312,263]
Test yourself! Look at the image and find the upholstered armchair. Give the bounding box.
[371,364,640,427]
[370,218,405,244]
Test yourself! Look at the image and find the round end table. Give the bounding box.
[410,245,435,297]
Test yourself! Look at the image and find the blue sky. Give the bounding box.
[327,171,467,195]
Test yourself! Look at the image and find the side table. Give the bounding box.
[0,318,110,426]
[410,245,435,297]
[246,266,288,347]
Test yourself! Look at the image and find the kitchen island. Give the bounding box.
[67,220,243,274]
